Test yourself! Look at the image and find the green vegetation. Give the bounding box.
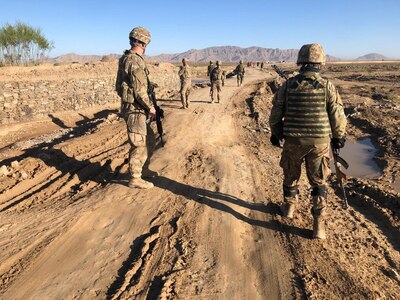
[0,21,54,66]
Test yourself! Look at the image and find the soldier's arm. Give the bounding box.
[269,81,287,138]
[128,61,153,111]
[326,81,347,138]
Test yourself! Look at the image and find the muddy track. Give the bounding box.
[0,67,399,299]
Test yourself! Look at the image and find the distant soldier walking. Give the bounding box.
[269,43,347,239]
[210,60,223,103]
[235,60,245,86]
[178,58,192,109]
[115,26,158,189]
[207,60,214,83]
[221,70,226,86]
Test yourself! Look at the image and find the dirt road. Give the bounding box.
[1,67,399,299]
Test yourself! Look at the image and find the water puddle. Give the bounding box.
[332,137,382,179]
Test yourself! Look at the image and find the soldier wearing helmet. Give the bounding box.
[210,60,224,103]
[269,43,347,239]
[234,60,245,86]
[115,26,157,189]
[178,58,192,109]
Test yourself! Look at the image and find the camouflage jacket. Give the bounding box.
[210,66,224,82]
[115,50,153,111]
[178,65,192,82]
[235,63,245,75]
[269,70,347,145]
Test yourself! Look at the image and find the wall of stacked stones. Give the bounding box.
[0,62,179,125]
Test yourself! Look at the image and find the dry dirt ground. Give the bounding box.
[0,64,399,299]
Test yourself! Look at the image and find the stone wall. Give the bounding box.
[0,61,180,124]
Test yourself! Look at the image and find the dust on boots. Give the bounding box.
[128,178,154,189]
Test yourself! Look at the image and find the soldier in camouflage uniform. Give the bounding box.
[207,61,214,83]
[210,60,223,103]
[269,43,347,239]
[115,26,157,189]
[235,60,245,87]
[178,58,192,109]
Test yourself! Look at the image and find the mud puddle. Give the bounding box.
[333,137,382,179]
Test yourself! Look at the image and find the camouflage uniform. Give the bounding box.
[207,61,214,83]
[235,61,245,86]
[115,27,156,188]
[178,59,192,108]
[210,62,223,103]
[269,43,347,239]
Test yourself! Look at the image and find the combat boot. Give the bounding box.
[280,203,295,219]
[128,178,154,189]
[312,216,326,240]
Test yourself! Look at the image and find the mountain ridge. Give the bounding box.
[49,47,395,63]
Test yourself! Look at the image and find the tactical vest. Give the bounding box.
[236,64,245,75]
[211,67,222,81]
[283,74,331,138]
[115,51,150,104]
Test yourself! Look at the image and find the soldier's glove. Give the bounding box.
[270,135,281,147]
[331,137,346,149]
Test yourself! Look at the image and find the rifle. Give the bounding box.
[148,83,165,147]
[332,148,349,209]
[272,64,288,80]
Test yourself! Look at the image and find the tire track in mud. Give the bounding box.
[0,119,127,212]
[0,114,132,294]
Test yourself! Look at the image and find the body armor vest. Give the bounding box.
[283,74,331,138]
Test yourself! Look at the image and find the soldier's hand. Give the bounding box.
[331,137,346,149]
[270,135,281,147]
[149,107,156,120]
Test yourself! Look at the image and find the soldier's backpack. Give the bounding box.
[211,68,221,81]
[115,50,130,97]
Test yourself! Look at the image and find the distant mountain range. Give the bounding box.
[151,46,341,62]
[356,53,390,61]
[49,48,394,64]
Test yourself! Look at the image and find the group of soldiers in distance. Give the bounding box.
[118,26,347,240]
[178,58,247,109]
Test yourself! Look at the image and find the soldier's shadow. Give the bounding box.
[151,176,312,239]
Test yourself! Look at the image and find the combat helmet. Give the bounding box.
[297,43,325,65]
[129,27,151,45]
[216,60,221,66]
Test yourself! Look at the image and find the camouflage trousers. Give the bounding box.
[124,110,155,179]
[237,74,244,86]
[211,80,222,102]
[180,80,191,107]
[280,142,330,216]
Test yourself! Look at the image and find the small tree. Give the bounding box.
[0,21,54,66]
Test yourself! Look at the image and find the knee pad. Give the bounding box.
[283,185,299,198]
[311,185,327,197]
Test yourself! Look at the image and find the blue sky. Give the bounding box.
[1,0,399,59]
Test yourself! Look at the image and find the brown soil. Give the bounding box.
[0,63,399,299]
